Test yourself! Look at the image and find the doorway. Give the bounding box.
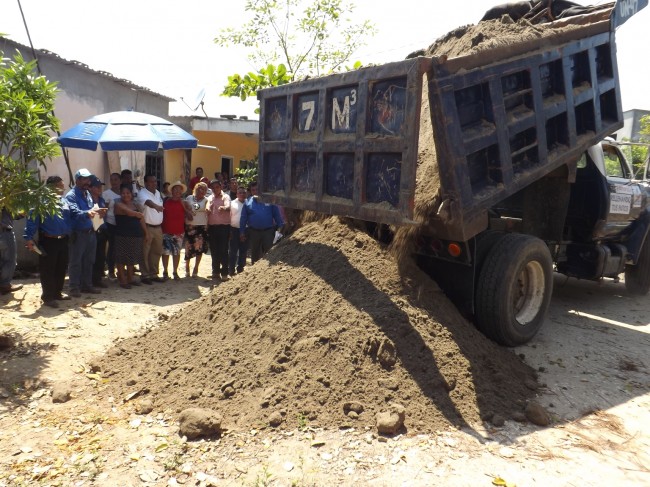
[221,156,233,179]
[145,151,164,190]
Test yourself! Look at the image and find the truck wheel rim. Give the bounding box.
[514,261,545,325]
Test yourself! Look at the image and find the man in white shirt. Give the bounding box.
[101,172,121,278]
[137,174,164,283]
[228,186,248,276]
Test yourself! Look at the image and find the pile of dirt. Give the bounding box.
[95,217,536,433]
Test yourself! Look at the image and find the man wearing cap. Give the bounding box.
[137,174,165,283]
[65,168,107,297]
[206,179,231,281]
[23,176,72,307]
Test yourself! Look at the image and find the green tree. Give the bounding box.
[215,0,374,102]
[623,116,650,178]
[1,50,61,218]
[235,156,259,189]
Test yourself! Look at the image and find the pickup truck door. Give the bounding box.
[601,143,647,236]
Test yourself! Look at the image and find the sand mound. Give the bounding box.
[96,218,536,433]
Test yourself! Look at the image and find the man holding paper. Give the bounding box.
[65,168,107,297]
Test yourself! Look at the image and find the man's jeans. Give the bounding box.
[0,230,17,287]
[68,230,96,290]
[208,224,230,277]
[229,227,247,274]
[247,227,275,264]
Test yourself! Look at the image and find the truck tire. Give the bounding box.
[625,238,650,295]
[475,234,553,346]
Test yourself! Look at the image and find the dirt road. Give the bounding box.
[0,260,648,486]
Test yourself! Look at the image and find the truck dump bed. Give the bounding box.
[257,6,623,240]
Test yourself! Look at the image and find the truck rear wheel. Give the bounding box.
[475,234,553,346]
[625,238,650,295]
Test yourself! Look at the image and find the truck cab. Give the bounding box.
[558,139,650,284]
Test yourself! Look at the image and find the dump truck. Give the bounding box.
[256,1,649,345]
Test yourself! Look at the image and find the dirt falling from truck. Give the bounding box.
[392,15,583,260]
[94,18,550,434]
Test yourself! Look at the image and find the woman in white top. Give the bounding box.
[184,182,209,277]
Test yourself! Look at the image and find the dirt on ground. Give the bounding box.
[93,217,536,434]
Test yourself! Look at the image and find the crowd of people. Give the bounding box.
[11,166,285,308]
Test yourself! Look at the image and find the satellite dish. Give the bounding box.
[181,88,206,111]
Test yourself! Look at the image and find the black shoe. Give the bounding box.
[0,283,23,295]
[151,277,165,283]
[81,287,102,294]
[43,300,59,308]
[140,278,153,285]
[93,281,109,289]
[129,280,141,286]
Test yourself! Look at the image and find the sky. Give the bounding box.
[2,0,649,121]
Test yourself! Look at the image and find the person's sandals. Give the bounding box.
[192,270,198,278]
[173,273,180,280]
[162,273,169,281]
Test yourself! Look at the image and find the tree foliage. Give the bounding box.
[222,63,291,102]
[234,156,259,189]
[0,51,61,218]
[215,0,374,102]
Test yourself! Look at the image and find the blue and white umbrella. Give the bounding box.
[57,111,198,151]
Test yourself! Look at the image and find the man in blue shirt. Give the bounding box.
[24,176,72,307]
[65,168,107,297]
[239,181,284,264]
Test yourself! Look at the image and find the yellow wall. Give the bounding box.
[163,149,186,185]
[191,131,258,179]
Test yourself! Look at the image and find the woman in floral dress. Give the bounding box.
[184,182,209,277]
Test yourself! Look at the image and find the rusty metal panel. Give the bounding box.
[258,57,431,225]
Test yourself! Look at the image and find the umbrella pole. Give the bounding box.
[60,146,74,188]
